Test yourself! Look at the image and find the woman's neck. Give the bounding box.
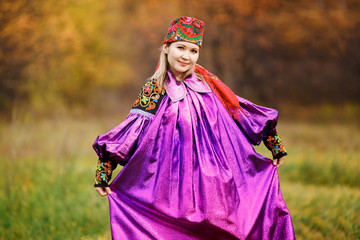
[173,72,185,82]
[169,70,192,82]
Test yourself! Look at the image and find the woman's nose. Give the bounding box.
[182,51,189,60]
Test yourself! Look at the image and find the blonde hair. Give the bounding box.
[150,44,204,88]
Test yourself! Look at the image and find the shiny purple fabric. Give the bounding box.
[93,72,295,240]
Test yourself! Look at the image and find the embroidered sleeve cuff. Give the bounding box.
[263,129,288,159]
[94,159,117,187]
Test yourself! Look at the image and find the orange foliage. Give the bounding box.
[1,0,360,117]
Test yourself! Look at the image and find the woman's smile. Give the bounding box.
[164,41,200,81]
[179,61,189,66]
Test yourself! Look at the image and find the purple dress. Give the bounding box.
[93,72,295,240]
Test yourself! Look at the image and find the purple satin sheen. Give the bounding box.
[164,71,212,102]
[93,113,154,163]
[93,72,295,239]
[235,96,279,145]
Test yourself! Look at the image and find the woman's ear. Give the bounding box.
[163,44,169,54]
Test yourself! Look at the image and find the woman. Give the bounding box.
[93,16,295,240]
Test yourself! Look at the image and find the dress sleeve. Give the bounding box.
[92,111,154,165]
[235,96,279,146]
[235,96,288,159]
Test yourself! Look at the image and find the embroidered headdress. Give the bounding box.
[162,16,246,121]
[163,16,205,48]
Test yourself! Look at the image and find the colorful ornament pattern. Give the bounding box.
[163,16,205,47]
[132,78,166,115]
[94,159,117,187]
[263,129,288,159]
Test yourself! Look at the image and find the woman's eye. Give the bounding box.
[192,50,198,54]
[177,46,184,50]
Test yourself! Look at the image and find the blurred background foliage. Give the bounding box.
[1,0,360,120]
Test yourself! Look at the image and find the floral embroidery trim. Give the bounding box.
[132,78,166,115]
[94,159,117,187]
[263,129,288,159]
[163,16,205,47]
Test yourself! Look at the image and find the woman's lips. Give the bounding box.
[179,61,189,66]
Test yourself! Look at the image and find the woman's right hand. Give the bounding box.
[95,186,112,197]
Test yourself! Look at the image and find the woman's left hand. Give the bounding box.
[273,156,285,167]
[95,186,112,197]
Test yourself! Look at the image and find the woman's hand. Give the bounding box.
[95,186,112,197]
[272,156,285,167]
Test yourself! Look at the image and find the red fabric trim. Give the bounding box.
[194,64,246,121]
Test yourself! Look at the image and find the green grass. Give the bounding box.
[0,117,359,239]
[0,117,116,240]
[281,182,360,240]
[256,122,360,188]
[1,157,111,240]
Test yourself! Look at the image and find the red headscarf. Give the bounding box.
[194,64,246,121]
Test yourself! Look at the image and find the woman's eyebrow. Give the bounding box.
[175,43,199,51]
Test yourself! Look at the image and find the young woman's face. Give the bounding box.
[164,41,200,80]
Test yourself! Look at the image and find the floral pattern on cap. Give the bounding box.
[163,16,205,47]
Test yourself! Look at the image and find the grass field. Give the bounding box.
[0,116,359,239]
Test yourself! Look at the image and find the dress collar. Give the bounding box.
[164,71,212,102]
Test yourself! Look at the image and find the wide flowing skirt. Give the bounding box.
[107,89,295,240]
